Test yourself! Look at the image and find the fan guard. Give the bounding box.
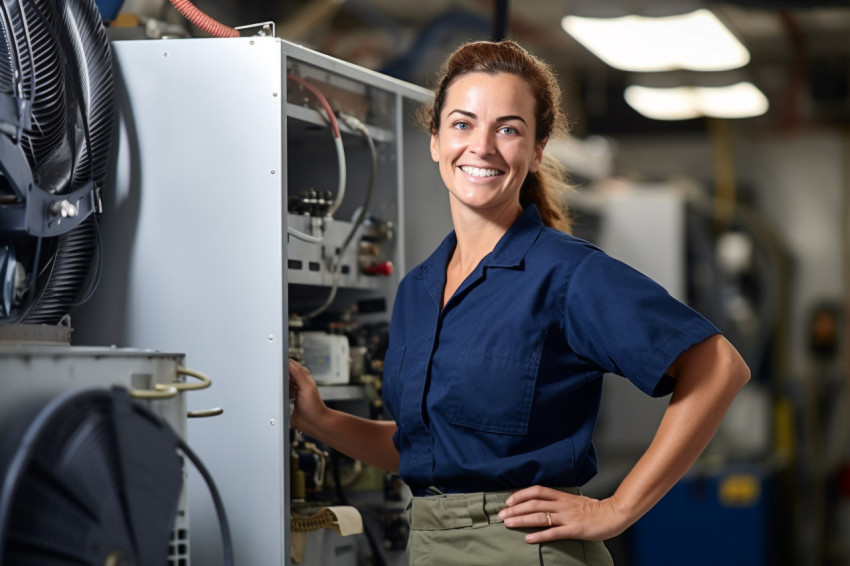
[0,387,183,566]
[0,0,115,325]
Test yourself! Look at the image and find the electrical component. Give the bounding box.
[301,331,350,385]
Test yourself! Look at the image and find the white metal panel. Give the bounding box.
[104,37,287,566]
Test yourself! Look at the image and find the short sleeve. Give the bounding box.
[564,251,720,397]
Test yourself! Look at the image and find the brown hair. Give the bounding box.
[420,40,572,233]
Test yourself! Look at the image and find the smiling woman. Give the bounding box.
[419,40,572,235]
[289,39,751,566]
[429,72,544,226]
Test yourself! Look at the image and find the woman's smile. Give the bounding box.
[459,165,505,178]
[429,71,545,215]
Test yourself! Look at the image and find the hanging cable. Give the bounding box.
[287,73,346,218]
[288,227,325,244]
[336,115,376,254]
[303,114,376,320]
[176,436,235,566]
[5,235,44,323]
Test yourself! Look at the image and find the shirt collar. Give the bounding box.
[416,203,545,281]
[484,204,545,269]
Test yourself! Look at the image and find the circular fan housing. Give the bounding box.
[0,0,116,324]
[0,388,183,566]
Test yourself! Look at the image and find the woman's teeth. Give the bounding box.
[461,166,502,178]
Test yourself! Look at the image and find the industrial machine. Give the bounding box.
[0,2,204,564]
[72,34,443,565]
[571,182,788,566]
[0,0,113,326]
[0,348,211,566]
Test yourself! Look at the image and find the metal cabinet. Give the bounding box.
[73,36,441,565]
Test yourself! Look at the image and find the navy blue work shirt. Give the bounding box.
[382,204,719,496]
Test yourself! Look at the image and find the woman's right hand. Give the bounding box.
[288,358,401,473]
[288,358,328,434]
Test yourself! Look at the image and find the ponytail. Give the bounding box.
[522,154,572,233]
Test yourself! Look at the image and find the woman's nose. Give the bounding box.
[470,129,495,155]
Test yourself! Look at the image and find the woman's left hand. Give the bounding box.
[497,485,629,543]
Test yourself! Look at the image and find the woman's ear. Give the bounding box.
[430,134,440,163]
[530,136,548,173]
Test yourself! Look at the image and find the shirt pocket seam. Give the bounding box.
[447,350,540,436]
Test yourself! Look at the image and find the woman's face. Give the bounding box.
[430,71,546,216]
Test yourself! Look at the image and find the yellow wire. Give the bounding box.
[290,508,337,532]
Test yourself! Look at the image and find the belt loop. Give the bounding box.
[466,493,489,528]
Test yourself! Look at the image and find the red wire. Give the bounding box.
[169,0,239,38]
[286,74,342,139]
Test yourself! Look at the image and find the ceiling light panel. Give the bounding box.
[624,82,769,120]
[562,9,751,72]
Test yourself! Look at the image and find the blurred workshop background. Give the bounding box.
[1,0,848,565]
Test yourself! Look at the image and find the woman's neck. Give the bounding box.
[450,200,522,264]
[442,201,522,306]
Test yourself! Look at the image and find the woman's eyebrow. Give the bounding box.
[447,109,528,125]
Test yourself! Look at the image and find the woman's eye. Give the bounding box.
[499,126,517,135]
[453,122,469,130]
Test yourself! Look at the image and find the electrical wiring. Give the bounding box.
[287,226,324,244]
[286,74,341,139]
[175,435,235,566]
[302,114,377,321]
[336,115,375,251]
[287,73,347,218]
[290,507,338,532]
[0,387,233,566]
[4,236,43,324]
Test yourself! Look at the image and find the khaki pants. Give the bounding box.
[406,489,614,566]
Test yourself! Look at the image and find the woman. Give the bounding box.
[289,40,750,565]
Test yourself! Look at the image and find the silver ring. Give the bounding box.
[546,512,552,526]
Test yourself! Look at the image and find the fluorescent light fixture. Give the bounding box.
[624,82,769,120]
[562,9,750,72]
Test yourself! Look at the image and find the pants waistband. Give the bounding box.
[408,487,580,531]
